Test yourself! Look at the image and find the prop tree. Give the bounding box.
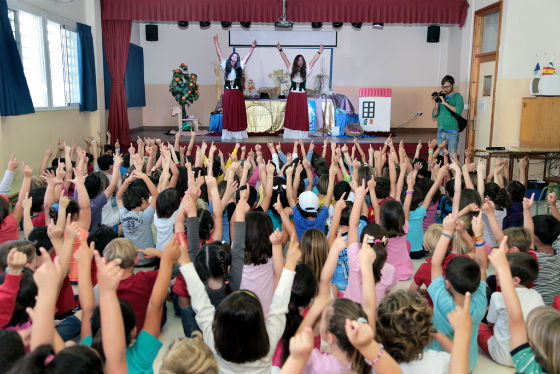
[169,63,200,130]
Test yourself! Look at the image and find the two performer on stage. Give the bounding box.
[213,35,323,140]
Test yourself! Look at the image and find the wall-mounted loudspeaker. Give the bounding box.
[146,25,158,41]
[427,25,440,43]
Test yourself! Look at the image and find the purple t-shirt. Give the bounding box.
[75,190,107,231]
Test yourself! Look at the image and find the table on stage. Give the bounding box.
[209,98,339,134]
[473,147,560,182]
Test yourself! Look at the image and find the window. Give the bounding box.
[9,7,80,109]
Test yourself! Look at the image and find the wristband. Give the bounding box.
[317,51,322,54]
[474,235,484,241]
[278,48,283,52]
[475,241,486,247]
[406,190,414,195]
[364,343,384,366]
[428,150,434,154]
[441,232,453,240]
[5,268,22,275]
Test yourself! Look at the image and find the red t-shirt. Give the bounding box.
[50,252,78,317]
[172,273,190,298]
[413,253,467,307]
[117,270,158,330]
[0,272,22,328]
[553,295,560,312]
[368,196,395,223]
[0,215,20,244]
[31,211,46,228]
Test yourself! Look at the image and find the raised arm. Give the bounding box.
[77,237,95,340]
[213,34,224,62]
[206,175,223,241]
[241,40,257,67]
[403,171,416,221]
[547,192,560,222]
[307,44,324,70]
[432,213,457,280]
[138,171,159,209]
[349,181,366,245]
[276,42,291,69]
[450,163,462,214]
[447,292,472,374]
[422,165,448,210]
[12,162,32,224]
[518,156,528,188]
[488,238,527,349]
[358,237,377,332]
[471,211,488,281]
[144,235,180,338]
[94,253,128,374]
[522,194,535,246]
[71,169,91,231]
[286,164,296,208]
[482,197,505,244]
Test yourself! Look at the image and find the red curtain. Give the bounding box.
[102,0,281,22]
[101,0,468,26]
[287,0,469,27]
[102,20,132,148]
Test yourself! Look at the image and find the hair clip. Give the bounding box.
[44,354,55,366]
[356,317,368,324]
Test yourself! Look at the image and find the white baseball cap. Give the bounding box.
[298,191,320,213]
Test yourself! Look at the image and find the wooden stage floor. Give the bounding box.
[130,127,437,145]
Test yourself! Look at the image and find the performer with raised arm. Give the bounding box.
[276,43,324,139]
[214,35,256,140]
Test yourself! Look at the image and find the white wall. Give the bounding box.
[140,22,459,87]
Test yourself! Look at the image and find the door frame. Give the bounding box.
[466,1,503,149]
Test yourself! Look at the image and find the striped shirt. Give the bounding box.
[511,343,546,374]
[533,251,560,305]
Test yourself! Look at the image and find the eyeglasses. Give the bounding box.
[441,85,452,89]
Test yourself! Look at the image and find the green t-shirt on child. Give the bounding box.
[81,329,163,374]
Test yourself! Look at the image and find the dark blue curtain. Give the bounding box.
[77,23,97,111]
[103,42,145,109]
[0,0,34,116]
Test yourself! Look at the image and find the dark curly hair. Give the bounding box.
[290,55,307,80]
[375,290,436,363]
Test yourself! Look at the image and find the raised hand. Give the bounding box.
[269,228,283,246]
[345,318,374,351]
[6,248,27,274]
[7,153,19,171]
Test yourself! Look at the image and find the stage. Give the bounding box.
[130,127,437,158]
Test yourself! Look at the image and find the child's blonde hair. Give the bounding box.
[103,238,137,268]
[424,224,450,255]
[159,331,218,374]
[526,306,560,374]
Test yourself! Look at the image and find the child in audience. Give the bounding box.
[488,237,560,374]
[478,252,544,366]
[178,226,299,373]
[376,290,451,373]
[503,181,526,229]
[286,163,334,241]
[480,182,511,247]
[116,170,159,265]
[101,238,158,330]
[428,213,488,372]
[379,198,412,280]
[154,188,180,252]
[522,200,560,305]
[158,331,218,374]
[405,165,448,259]
[300,228,328,282]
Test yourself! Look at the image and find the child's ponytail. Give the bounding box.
[360,223,388,283]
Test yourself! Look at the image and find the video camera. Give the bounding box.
[431,91,445,103]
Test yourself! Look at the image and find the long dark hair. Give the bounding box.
[380,200,405,238]
[213,291,270,363]
[224,52,243,85]
[0,195,10,226]
[291,55,307,80]
[244,211,273,265]
[281,264,317,364]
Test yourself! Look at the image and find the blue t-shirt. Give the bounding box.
[332,233,349,292]
[82,329,163,374]
[292,205,329,241]
[428,276,487,372]
[407,205,427,252]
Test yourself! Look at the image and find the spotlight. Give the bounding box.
[240,22,251,29]
[221,21,232,28]
[351,22,362,29]
[373,22,384,29]
[177,21,189,28]
[199,21,211,28]
[332,22,343,28]
[311,22,322,29]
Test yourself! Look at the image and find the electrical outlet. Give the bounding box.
[416,112,423,116]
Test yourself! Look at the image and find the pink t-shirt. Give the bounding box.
[240,258,274,316]
[343,242,398,305]
[303,348,351,374]
[423,202,439,232]
[385,221,413,281]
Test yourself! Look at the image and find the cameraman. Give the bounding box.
[432,75,464,155]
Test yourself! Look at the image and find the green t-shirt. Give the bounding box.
[81,329,163,374]
[433,92,464,130]
[511,343,546,374]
